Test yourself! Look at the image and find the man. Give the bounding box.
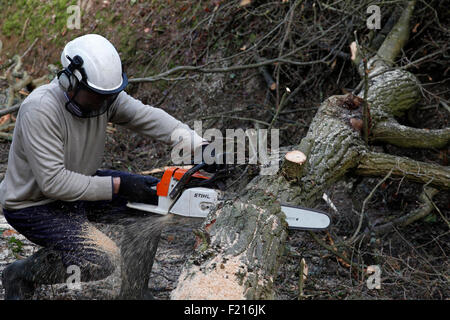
[0,34,212,299]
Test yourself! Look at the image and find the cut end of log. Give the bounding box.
[285,150,306,164]
[171,255,246,300]
[282,150,307,180]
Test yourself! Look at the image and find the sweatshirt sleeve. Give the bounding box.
[20,110,113,202]
[108,92,206,152]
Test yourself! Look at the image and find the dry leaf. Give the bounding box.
[205,219,216,233]
[0,114,11,126]
[2,229,18,237]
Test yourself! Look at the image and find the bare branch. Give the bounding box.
[377,0,416,64]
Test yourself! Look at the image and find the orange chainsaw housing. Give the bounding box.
[156,167,210,197]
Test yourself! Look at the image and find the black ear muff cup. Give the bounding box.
[57,55,84,92]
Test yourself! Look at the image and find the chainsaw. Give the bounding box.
[126,163,331,231]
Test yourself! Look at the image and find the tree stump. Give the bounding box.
[281,150,306,181]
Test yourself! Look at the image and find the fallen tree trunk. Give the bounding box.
[171,0,449,299]
[171,177,288,299]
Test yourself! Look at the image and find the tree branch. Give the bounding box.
[354,186,440,242]
[129,57,328,83]
[356,152,450,190]
[376,0,416,65]
[371,119,450,149]
[0,104,21,117]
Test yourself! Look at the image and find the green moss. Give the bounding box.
[1,0,77,42]
[118,25,138,63]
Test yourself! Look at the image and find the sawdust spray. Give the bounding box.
[118,213,196,299]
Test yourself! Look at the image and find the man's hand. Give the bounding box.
[117,174,159,204]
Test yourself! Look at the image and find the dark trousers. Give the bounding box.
[2,170,160,297]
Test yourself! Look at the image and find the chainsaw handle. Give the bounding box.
[169,162,207,199]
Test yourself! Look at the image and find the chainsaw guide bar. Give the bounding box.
[127,166,331,231]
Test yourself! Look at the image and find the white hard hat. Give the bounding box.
[60,34,128,94]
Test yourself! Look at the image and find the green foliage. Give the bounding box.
[7,236,24,256]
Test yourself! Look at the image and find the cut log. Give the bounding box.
[254,53,277,91]
[281,150,306,180]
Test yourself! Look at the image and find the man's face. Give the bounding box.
[67,85,119,117]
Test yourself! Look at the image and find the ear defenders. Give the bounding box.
[57,55,86,92]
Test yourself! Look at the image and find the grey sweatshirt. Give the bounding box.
[0,79,203,210]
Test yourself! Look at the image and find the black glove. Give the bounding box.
[118,174,159,204]
[201,144,230,173]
